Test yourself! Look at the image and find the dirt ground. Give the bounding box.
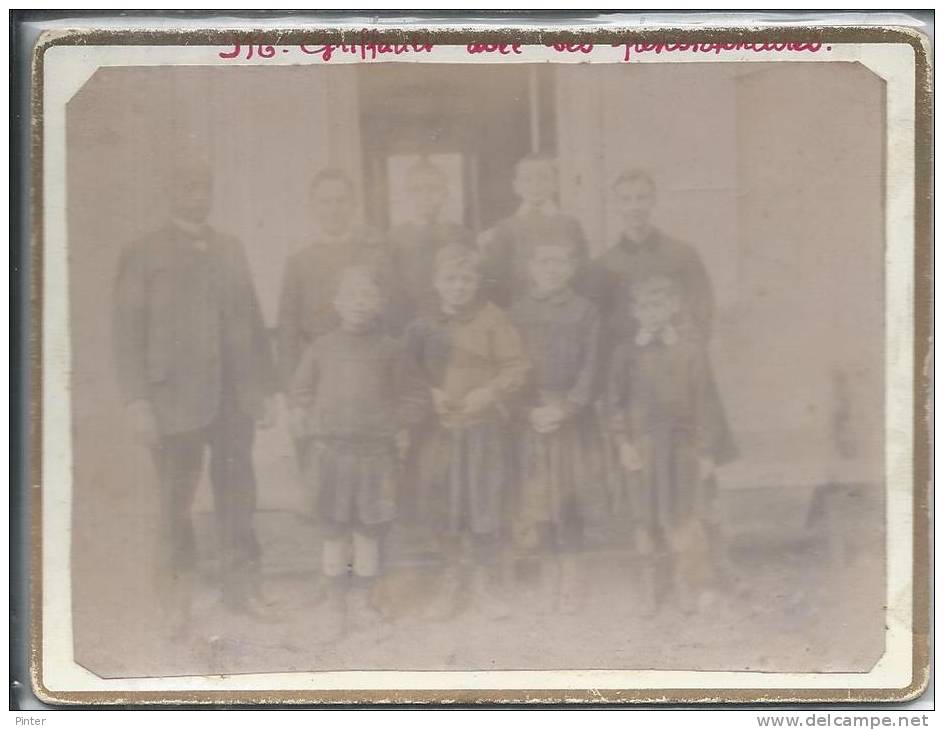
[72,494,885,679]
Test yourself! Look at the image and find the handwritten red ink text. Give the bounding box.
[546,42,594,54]
[218,37,829,64]
[301,41,434,62]
[219,43,277,60]
[614,41,825,62]
[218,38,434,62]
[466,43,522,55]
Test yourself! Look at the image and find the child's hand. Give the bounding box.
[528,407,546,431]
[476,228,497,250]
[288,407,308,438]
[461,386,495,416]
[395,429,411,462]
[530,404,565,434]
[698,456,716,481]
[619,442,643,472]
[541,403,566,431]
[431,388,453,416]
[256,395,278,430]
[634,526,655,556]
[513,518,541,551]
[126,399,159,446]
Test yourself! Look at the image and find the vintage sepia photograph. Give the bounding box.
[27,29,929,704]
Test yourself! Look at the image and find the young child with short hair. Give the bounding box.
[607,275,723,615]
[478,154,588,307]
[278,169,392,506]
[405,245,531,620]
[289,266,425,639]
[509,233,601,614]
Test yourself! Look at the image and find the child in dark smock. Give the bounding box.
[405,245,530,620]
[509,235,601,614]
[289,267,424,637]
[607,275,723,615]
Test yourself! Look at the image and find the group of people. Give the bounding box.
[112,153,735,642]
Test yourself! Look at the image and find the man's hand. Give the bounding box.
[698,456,716,481]
[288,407,308,438]
[460,386,495,416]
[127,399,160,447]
[618,441,643,472]
[257,396,278,430]
[395,429,411,463]
[431,388,454,417]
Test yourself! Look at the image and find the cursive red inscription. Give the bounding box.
[219,38,434,62]
[546,42,594,54]
[614,41,825,62]
[301,41,434,62]
[466,42,522,55]
[219,38,830,64]
[218,43,277,60]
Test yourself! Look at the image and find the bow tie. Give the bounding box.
[635,325,679,347]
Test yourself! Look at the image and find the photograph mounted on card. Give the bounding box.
[28,20,930,704]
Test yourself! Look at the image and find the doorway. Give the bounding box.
[357,64,556,233]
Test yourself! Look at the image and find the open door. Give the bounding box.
[357,64,556,233]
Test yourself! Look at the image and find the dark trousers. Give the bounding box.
[293,436,315,520]
[151,399,260,603]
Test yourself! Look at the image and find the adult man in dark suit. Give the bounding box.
[113,164,278,635]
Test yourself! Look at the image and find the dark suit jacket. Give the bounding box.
[112,223,277,434]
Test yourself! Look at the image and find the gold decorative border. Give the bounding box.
[26,21,932,706]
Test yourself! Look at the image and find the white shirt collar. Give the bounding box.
[171,218,211,250]
[619,224,655,248]
[635,325,679,347]
[317,227,355,246]
[516,200,559,218]
[171,217,209,236]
